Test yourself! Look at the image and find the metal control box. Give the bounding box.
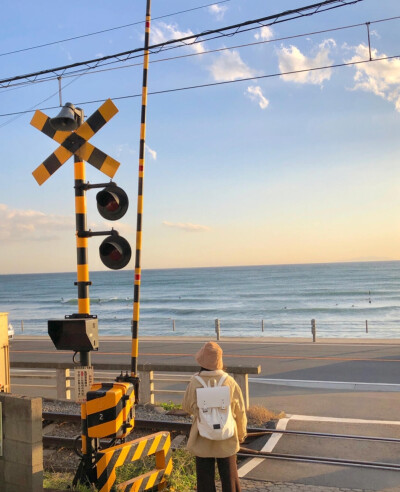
[48,318,99,351]
[85,381,135,439]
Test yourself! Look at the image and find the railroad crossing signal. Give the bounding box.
[96,184,129,221]
[31,99,120,185]
[31,99,131,271]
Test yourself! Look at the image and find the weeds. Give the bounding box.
[43,471,93,491]
[44,450,196,491]
[246,405,285,426]
[158,401,182,411]
[168,449,196,491]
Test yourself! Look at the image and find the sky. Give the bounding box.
[1,0,400,274]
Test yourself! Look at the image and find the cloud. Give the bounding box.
[146,144,157,160]
[92,220,135,236]
[163,221,210,232]
[208,4,227,20]
[277,39,336,85]
[245,86,269,109]
[60,45,73,62]
[115,143,136,158]
[255,26,274,41]
[208,50,256,82]
[151,22,205,54]
[0,203,74,242]
[345,44,400,111]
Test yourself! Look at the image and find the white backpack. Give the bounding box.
[195,373,236,441]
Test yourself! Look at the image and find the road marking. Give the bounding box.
[238,417,291,477]
[250,378,400,392]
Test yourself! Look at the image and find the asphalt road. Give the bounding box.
[10,335,400,381]
[10,335,400,382]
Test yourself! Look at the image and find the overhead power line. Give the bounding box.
[5,14,397,91]
[0,0,363,88]
[0,53,396,119]
[0,0,231,58]
[0,71,89,129]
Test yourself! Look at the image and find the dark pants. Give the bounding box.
[195,455,241,492]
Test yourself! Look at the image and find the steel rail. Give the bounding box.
[42,414,400,471]
[42,435,400,471]
[42,413,400,444]
[42,412,192,432]
[238,447,400,471]
[246,429,400,444]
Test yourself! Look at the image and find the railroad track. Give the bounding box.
[42,412,400,471]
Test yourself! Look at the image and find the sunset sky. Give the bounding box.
[1,0,400,274]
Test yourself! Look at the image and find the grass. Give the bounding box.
[43,471,93,491]
[157,401,183,411]
[43,449,196,491]
[168,449,196,491]
[246,404,285,426]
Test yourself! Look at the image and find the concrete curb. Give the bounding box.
[250,378,400,392]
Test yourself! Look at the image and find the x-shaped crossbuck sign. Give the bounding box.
[31,98,120,185]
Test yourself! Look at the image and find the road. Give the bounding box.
[10,335,400,382]
[10,335,400,490]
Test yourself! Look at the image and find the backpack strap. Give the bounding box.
[217,373,228,387]
[194,375,207,388]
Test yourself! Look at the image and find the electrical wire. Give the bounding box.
[0,0,363,88]
[0,0,231,58]
[0,70,90,128]
[12,14,399,87]
[0,53,397,119]
[2,12,399,95]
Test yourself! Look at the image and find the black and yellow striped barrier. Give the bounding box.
[95,431,172,492]
[31,99,120,185]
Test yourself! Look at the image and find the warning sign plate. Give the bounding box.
[74,366,94,403]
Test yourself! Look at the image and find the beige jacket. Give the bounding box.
[182,370,247,458]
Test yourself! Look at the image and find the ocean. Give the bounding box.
[1,261,400,339]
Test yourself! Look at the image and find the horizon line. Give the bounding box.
[0,258,398,276]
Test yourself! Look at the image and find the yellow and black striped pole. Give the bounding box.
[74,113,100,486]
[72,107,92,370]
[132,0,151,378]
[75,159,90,313]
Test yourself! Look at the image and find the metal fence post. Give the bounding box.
[172,319,175,332]
[261,319,264,332]
[311,319,316,343]
[366,320,368,333]
[215,319,221,340]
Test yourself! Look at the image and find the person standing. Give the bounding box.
[182,341,247,492]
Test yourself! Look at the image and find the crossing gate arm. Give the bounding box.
[95,431,172,492]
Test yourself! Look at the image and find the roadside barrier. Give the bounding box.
[10,361,260,409]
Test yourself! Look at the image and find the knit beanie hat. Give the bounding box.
[195,341,223,370]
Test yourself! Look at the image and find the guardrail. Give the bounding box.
[10,361,260,409]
